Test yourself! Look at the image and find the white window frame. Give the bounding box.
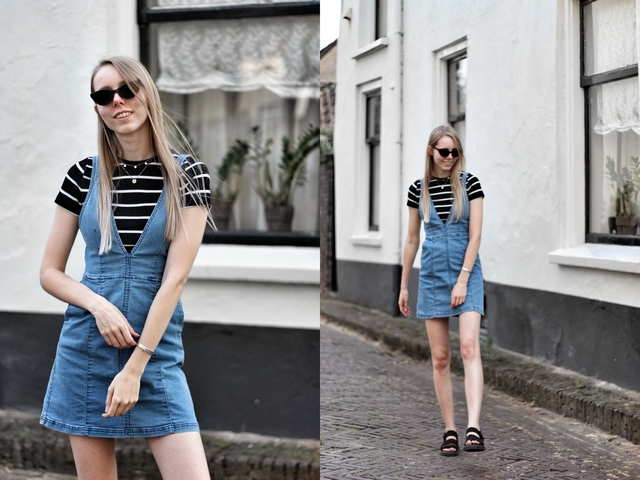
[433,38,468,127]
[351,78,384,247]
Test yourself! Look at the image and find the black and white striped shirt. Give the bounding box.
[407,173,484,223]
[56,155,211,251]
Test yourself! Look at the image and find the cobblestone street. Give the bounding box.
[320,320,640,479]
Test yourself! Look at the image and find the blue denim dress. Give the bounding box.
[40,155,199,438]
[416,173,484,319]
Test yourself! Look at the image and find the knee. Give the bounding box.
[460,339,479,362]
[431,351,451,372]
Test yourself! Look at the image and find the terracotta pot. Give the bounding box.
[210,200,234,230]
[264,204,294,232]
[615,215,638,235]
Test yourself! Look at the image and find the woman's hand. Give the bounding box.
[398,288,412,317]
[92,298,139,348]
[450,281,467,309]
[102,367,142,418]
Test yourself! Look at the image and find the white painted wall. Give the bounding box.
[336,0,640,308]
[334,0,404,266]
[0,1,320,330]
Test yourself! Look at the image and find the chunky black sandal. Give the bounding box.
[463,427,485,451]
[439,430,459,456]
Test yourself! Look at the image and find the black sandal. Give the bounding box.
[463,427,485,451]
[439,430,459,456]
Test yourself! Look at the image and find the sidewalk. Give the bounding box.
[320,319,640,479]
[321,297,640,446]
[0,409,319,480]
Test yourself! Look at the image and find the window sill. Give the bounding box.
[352,37,389,60]
[189,244,319,284]
[548,243,640,274]
[350,234,383,247]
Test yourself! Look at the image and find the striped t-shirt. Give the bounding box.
[407,173,484,223]
[55,155,211,251]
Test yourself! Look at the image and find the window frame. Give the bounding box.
[137,0,321,247]
[581,0,640,246]
[365,89,382,232]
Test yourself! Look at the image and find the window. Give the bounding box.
[366,90,381,231]
[447,54,467,145]
[138,1,321,240]
[358,0,387,47]
[582,0,639,245]
[375,0,388,40]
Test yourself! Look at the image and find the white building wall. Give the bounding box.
[334,0,404,266]
[336,0,640,311]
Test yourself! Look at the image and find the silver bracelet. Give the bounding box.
[461,267,472,273]
[136,343,154,355]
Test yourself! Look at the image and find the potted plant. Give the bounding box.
[211,139,250,230]
[605,155,640,235]
[250,124,320,231]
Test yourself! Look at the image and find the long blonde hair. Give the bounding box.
[90,56,210,254]
[421,125,466,223]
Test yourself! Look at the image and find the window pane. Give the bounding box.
[366,90,381,231]
[448,56,467,119]
[376,0,387,39]
[584,0,638,76]
[369,143,380,231]
[588,77,640,235]
[366,92,381,139]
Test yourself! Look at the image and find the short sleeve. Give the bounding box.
[181,156,212,207]
[54,158,93,216]
[466,173,484,201]
[407,179,421,209]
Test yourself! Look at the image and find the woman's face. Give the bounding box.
[428,135,459,177]
[92,64,149,138]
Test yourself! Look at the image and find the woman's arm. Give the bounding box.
[103,205,208,418]
[398,207,422,317]
[450,197,483,308]
[40,206,139,348]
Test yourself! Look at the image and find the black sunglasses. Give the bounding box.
[90,82,137,106]
[432,146,460,158]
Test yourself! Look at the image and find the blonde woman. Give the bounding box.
[398,125,485,456]
[40,56,212,479]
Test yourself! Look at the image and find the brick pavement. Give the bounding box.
[320,320,640,479]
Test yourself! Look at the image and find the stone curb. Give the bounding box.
[321,297,640,445]
[0,409,319,480]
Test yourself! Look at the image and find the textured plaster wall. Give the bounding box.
[0,0,138,314]
[334,0,404,266]
[401,0,640,308]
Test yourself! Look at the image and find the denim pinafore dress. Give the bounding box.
[40,155,199,438]
[416,172,484,319]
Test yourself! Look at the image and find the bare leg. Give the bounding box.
[459,310,484,445]
[425,317,456,451]
[68,436,117,480]
[146,431,210,480]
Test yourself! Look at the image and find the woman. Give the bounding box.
[39,56,212,479]
[398,125,485,457]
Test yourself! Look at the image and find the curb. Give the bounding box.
[321,297,640,445]
[0,409,319,480]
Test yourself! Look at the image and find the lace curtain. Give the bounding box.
[159,0,301,5]
[594,77,640,135]
[588,0,639,135]
[155,15,319,99]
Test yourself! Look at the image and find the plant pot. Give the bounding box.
[615,215,638,235]
[264,204,294,232]
[210,199,234,230]
[608,216,617,234]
